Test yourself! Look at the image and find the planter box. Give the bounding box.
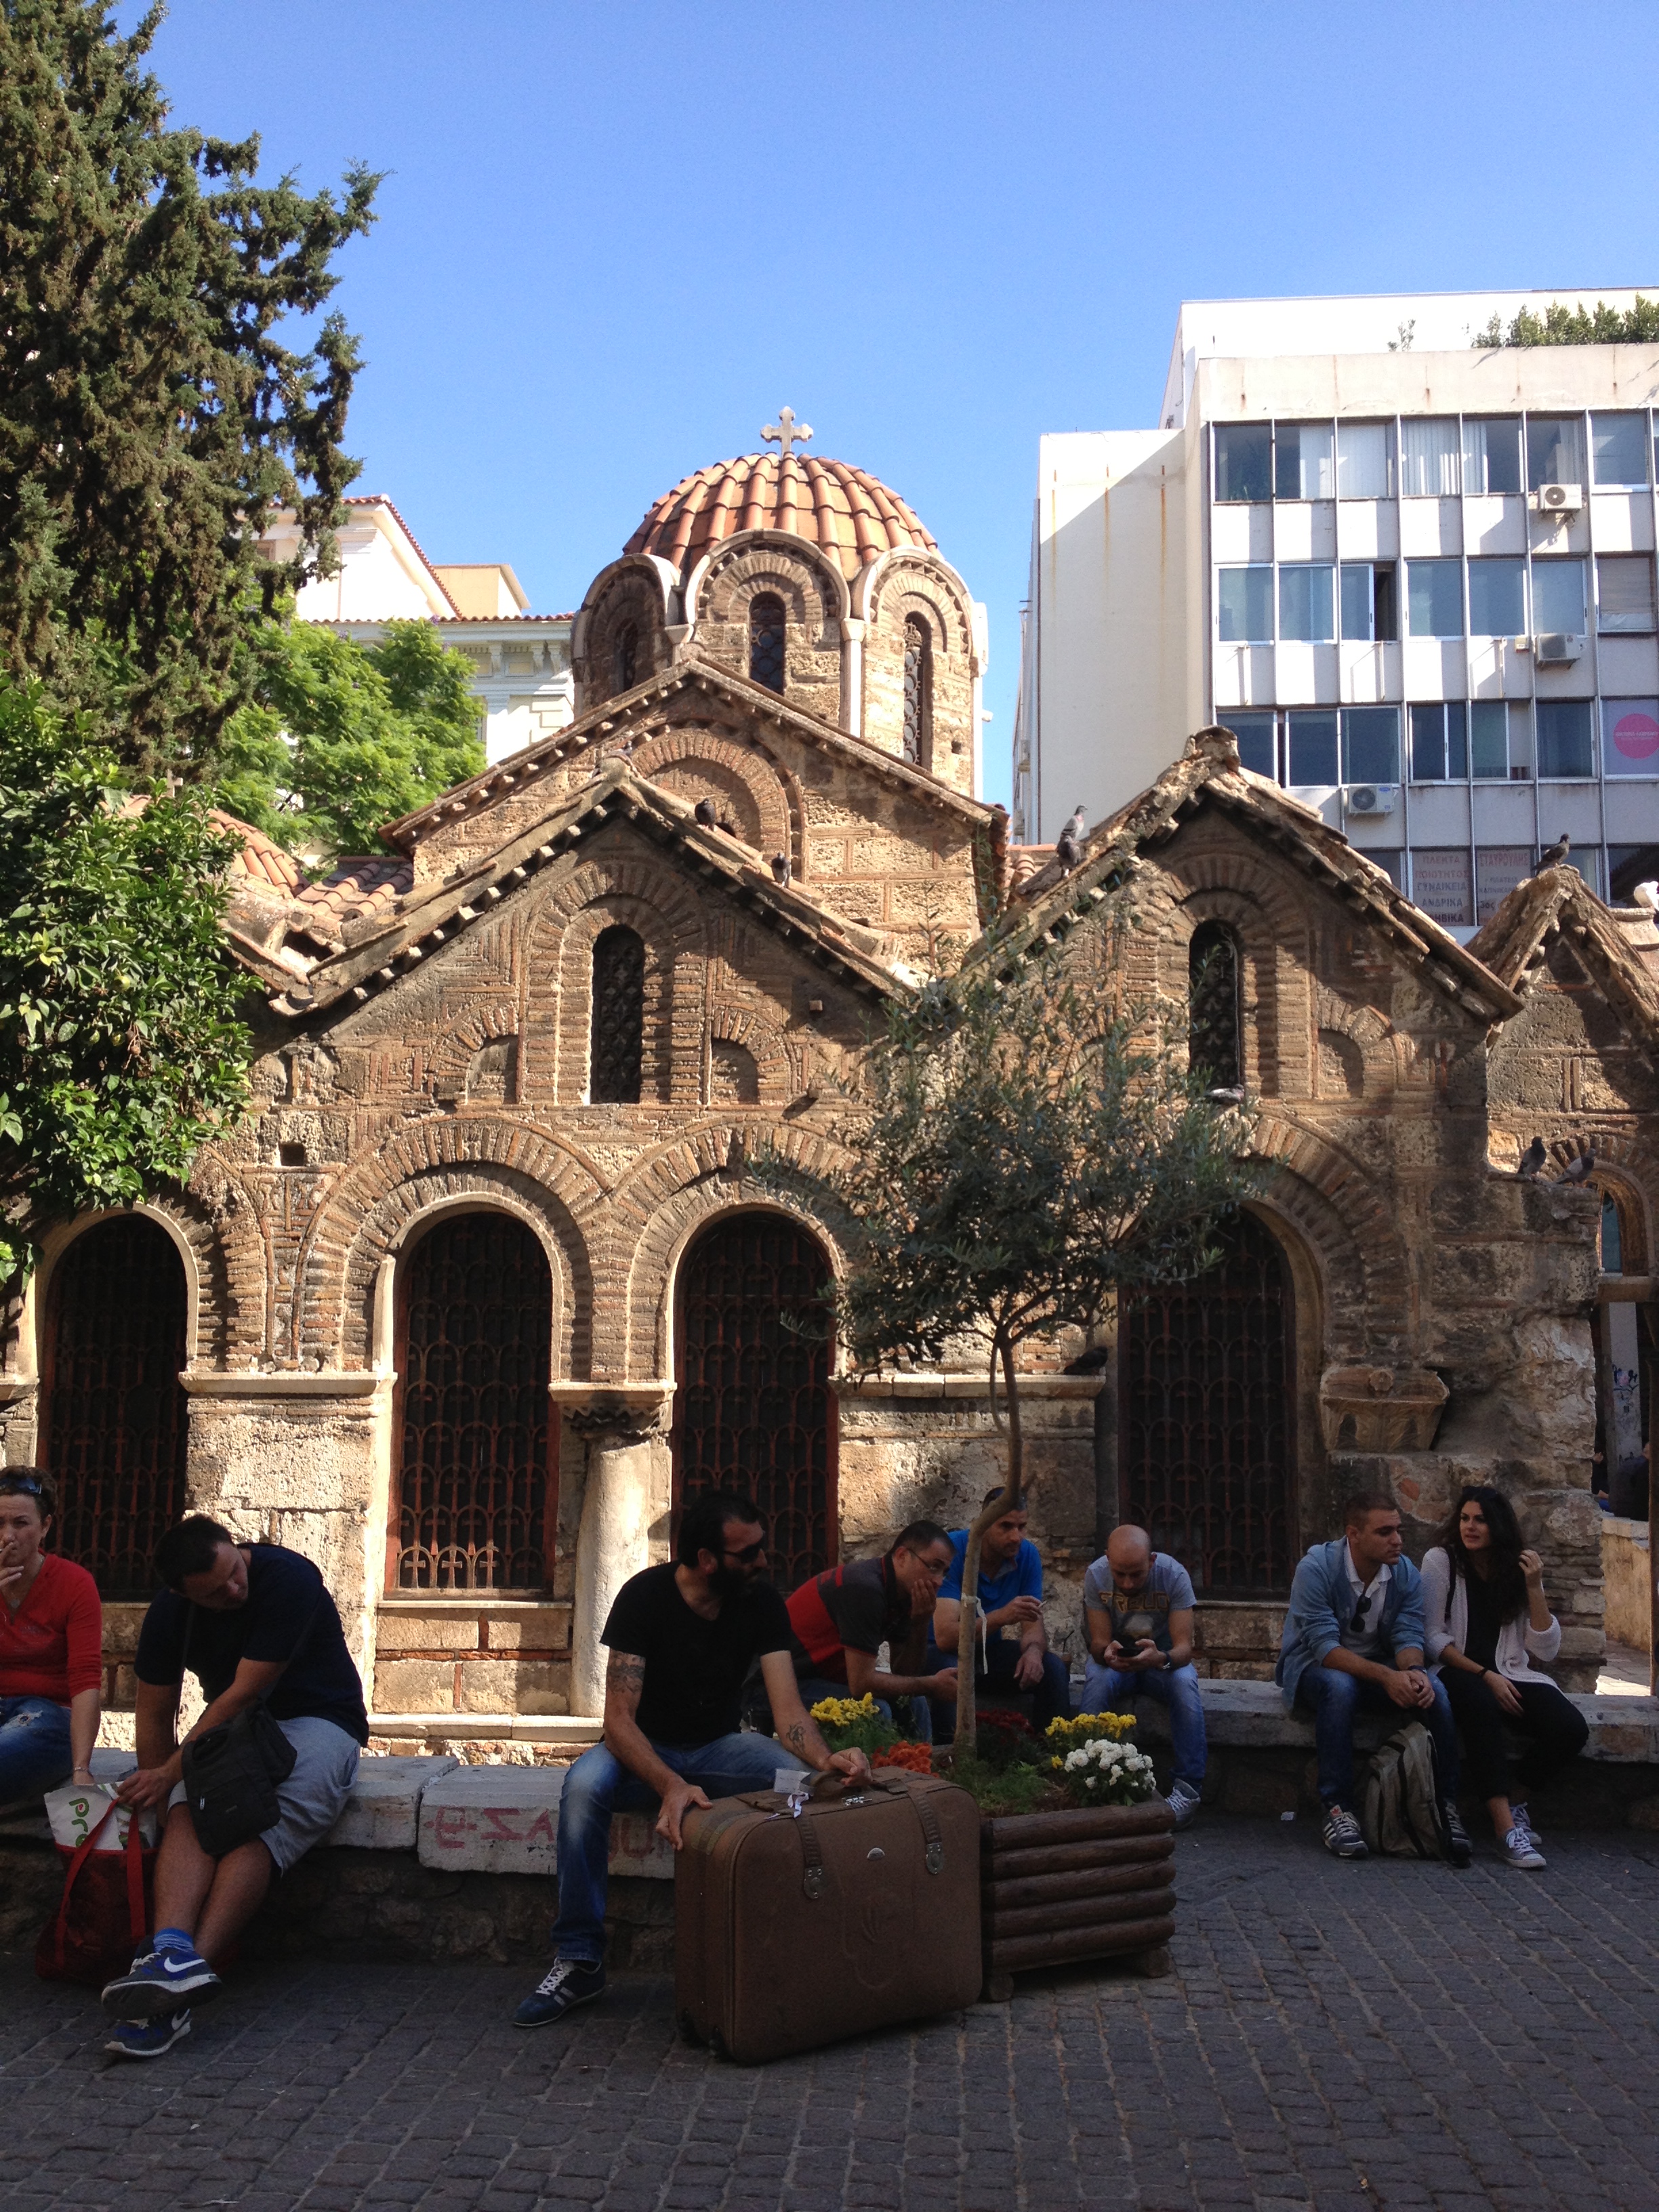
[979,1797,1176,2002]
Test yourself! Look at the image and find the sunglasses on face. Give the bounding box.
[722,1539,766,1566]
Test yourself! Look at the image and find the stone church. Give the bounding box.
[3,437,1646,1740]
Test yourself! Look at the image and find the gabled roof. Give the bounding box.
[1470,865,1659,1050]
[983,726,1522,1021]
[380,650,996,853]
[253,760,912,1020]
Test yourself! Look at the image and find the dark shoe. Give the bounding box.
[105,2009,192,2060]
[102,1944,221,2020]
[1439,1799,1473,1868]
[513,1958,605,2028]
[1322,1803,1368,1858]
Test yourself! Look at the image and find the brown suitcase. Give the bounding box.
[674,1769,983,2063]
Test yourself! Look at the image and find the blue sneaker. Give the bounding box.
[105,2009,192,2060]
[513,1958,605,2028]
[102,1944,221,2020]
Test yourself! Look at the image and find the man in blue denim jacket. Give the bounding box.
[1277,1490,1469,1864]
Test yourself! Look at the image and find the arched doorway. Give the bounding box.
[673,1212,834,1591]
[41,1214,189,1597]
[1119,1210,1296,1595]
[391,1210,554,1591]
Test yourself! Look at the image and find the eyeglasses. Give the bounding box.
[722,1539,766,1566]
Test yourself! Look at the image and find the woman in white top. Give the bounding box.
[1422,1485,1587,1870]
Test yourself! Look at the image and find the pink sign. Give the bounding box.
[1613,710,1659,760]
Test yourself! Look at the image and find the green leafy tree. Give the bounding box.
[1472,298,1659,348]
[775,911,1258,1752]
[0,676,253,1290]
[0,0,379,772]
[214,618,485,859]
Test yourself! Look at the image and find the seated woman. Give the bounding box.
[0,1469,102,1804]
[1422,1485,1587,1870]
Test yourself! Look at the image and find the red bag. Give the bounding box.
[35,1797,155,1986]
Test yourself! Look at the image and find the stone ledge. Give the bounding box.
[416,1763,674,1878]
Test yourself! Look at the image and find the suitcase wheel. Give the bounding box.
[677,2010,706,2047]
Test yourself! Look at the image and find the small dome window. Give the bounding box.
[749,594,786,693]
[903,615,933,766]
[614,621,639,695]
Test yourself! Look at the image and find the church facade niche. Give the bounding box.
[571,554,677,712]
[588,924,647,1103]
[690,540,844,726]
[857,554,979,793]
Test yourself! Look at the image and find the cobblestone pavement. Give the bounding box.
[5,1816,1658,2212]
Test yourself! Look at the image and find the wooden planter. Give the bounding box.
[979,1797,1176,2002]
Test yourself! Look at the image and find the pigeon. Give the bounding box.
[1207,1085,1247,1106]
[1634,880,1659,912]
[1054,806,1088,873]
[770,851,792,887]
[1517,1135,1547,1181]
[1537,832,1571,871]
[694,797,717,827]
[1550,1149,1597,1188]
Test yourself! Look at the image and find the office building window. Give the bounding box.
[1607,844,1659,901]
[1278,565,1335,641]
[1217,566,1273,642]
[1399,419,1460,497]
[1597,554,1654,634]
[1286,710,1338,785]
[1527,416,1586,491]
[1409,703,1467,782]
[1342,708,1399,785]
[1223,711,1277,779]
[1336,422,1393,499]
[1340,563,1396,641]
[1536,700,1594,779]
[1468,556,1526,637]
[1532,559,1586,637]
[1214,424,1272,503]
[1275,422,1334,500]
[1410,848,1473,928]
[1462,419,1523,496]
[1592,413,1649,487]
[1408,559,1462,638]
[1475,846,1534,922]
[1471,700,1513,781]
[1602,699,1659,778]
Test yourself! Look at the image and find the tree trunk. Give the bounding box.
[953,1332,1024,1755]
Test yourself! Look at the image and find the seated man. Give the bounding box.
[786,1520,957,1741]
[1277,1490,1469,1865]
[1081,1523,1205,1830]
[514,1489,872,2030]
[929,1489,1071,1729]
[102,1517,369,2059]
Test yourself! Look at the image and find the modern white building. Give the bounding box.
[262,495,575,765]
[1015,289,1659,933]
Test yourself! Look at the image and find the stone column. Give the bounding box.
[556,1386,674,1719]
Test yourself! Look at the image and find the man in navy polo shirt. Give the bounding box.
[928,1489,1071,1727]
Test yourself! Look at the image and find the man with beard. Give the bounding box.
[514,1490,871,2028]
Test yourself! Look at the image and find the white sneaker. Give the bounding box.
[1167,1780,1201,1830]
[1502,1824,1546,1870]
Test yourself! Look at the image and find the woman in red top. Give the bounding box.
[0,1469,102,1802]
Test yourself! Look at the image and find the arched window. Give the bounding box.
[590,924,645,1103]
[749,594,786,693]
[41,1214,188,1597]
[1189,920,1242,1090]
[902,613,932,766]
[1601,1191,1625,1275]
[392,1212,553,1590]
[613,621,638,695]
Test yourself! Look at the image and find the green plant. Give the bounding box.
[941,1753,1063,1818]
[807,1693,898,1759]
[1471,298,1659,349]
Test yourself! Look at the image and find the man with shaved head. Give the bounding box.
[1081,1525,1205,1829]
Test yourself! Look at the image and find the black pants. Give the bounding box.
[1440,1670,1589,1803]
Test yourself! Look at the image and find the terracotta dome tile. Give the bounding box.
[626,454,936,581]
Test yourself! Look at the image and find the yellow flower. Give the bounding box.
[810,1692,880,1726]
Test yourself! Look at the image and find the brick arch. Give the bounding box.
[1248,1113,1414,1361]
[629,722,794,857]
[572,554,678,711]
[863,556,975,662]
[1563,1128,1659,1275]
[1312,986,1399,1101]
[708,1003,796,1105]
[694,542,843,636]
[428,1000,520,1092]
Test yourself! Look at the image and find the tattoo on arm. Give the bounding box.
[606,1651,646,1703]
[783,1721,808,1754]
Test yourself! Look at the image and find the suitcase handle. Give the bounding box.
[783,1774,947,1898]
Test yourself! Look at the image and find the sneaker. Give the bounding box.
[1322,1804,1368,1859]
[1511,1800,1538,1845]
[512,1957,606,2028]
[1502,1823,1547,1870]
[101,1944,221,2020]
[1439,1799,1473,1868]
[1167,1780,1201,1831]
[105,2009,192,2060]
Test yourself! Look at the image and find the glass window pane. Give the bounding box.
[1399,419,1461,497]
[1471,700,1509,780]
[1536,700,1594,777]
[1340,564,1374,640]
[1342,707,1399,784]
[1507,701,1534,778]
[1274,422,1334,500]
[1223,712,1277,779]
[1597,554,1654,633]
[1607,843,1659,901]
[1286,710,1338,785]
[1462,419,1522,496]
[1278,565,1334,641]
[1468,557,1526,637]
[1532,560,1585,636]
[1408,559,1462,637]
[1410,703,1467,781]
[1214,424,1271,503]
[1527,415,1586,490]
[1217,566,1273,641]
[1336,422,1391,499]
[1411,848,1473,927]
[1592,412,1648,487]
[1603,698,1659,777]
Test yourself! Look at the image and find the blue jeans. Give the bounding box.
[794,1676,934,1746]
[1082,1660,1208,1792]
[1294,1664,1462,1808]
[551,1732,785,1965]
[0,1696,73,1805]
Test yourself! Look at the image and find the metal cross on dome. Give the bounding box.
[762,407,813,457]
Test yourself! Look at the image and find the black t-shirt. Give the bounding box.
[1462,1570,1507,1675]
[135,1543,369,1745]
[602,1563,792,1747]
[789,1554,910,1683]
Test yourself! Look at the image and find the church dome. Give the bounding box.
[624,453,938,582]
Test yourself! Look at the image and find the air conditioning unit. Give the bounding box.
[1345,784,1398,816]
[1532,482,1584,514]
[1533,632,1586,664]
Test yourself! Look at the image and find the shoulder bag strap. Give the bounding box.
[48,1797,123,1972]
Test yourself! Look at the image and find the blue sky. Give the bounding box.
[143,0,1659,811]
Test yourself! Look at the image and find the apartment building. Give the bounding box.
[1015,290,1659,935]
